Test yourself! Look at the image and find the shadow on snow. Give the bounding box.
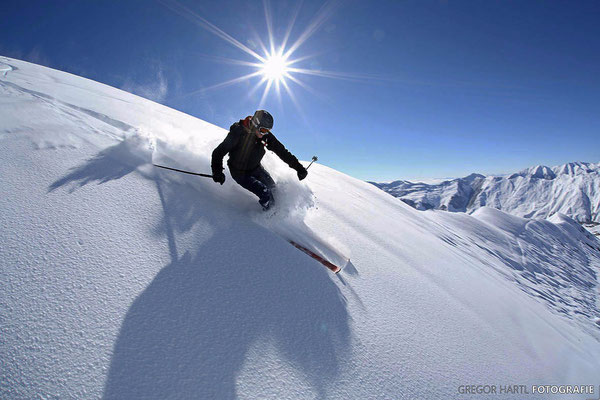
[49,140,352,399]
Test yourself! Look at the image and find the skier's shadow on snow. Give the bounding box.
[48,141,352,398]
[102,175,352,399]
[48,137,148,193]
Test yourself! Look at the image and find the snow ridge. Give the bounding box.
[371,162,600,222]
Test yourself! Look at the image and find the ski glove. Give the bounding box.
[212,171,225,185]
[296,166,308,181]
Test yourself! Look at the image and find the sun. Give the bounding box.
[161,0,367,112]
[261,52,290,83]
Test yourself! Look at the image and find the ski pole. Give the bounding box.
[306,156,318,170]
[153,164,213,178]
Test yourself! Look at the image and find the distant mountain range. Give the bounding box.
[370,161,600,224]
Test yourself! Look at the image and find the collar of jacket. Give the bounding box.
[241,116,252,132]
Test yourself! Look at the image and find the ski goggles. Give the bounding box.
[258,127,270,134]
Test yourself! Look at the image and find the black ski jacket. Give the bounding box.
[211,118,303,175]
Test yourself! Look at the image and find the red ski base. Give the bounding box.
[288,241,342,273]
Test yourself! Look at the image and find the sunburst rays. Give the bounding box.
[161,0,376,115]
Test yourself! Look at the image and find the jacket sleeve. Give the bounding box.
[266,133,303,171]
[211,126,241,173]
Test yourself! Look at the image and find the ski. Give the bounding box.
[288,240,343,273]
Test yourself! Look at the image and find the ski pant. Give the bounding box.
[230,165,275,203]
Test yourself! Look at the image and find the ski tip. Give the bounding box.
[288,240,344,274]
[334,258,352,274]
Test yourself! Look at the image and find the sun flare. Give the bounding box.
[161,0,362,112]
[261,53,290,82]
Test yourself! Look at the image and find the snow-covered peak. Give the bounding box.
[509,164,556,180]
[463,172,486,183]
[553,161,599,177]
[374,160,600,223]
[508,161,599,180]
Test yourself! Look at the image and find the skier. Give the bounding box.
[211,110,308,210]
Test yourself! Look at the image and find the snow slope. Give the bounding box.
[372,163,600,223]
[585,223,600,238]
[2,57,600,399]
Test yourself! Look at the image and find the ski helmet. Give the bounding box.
[252,110,274,130]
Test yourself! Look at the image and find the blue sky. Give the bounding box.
[2,0,599,181]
